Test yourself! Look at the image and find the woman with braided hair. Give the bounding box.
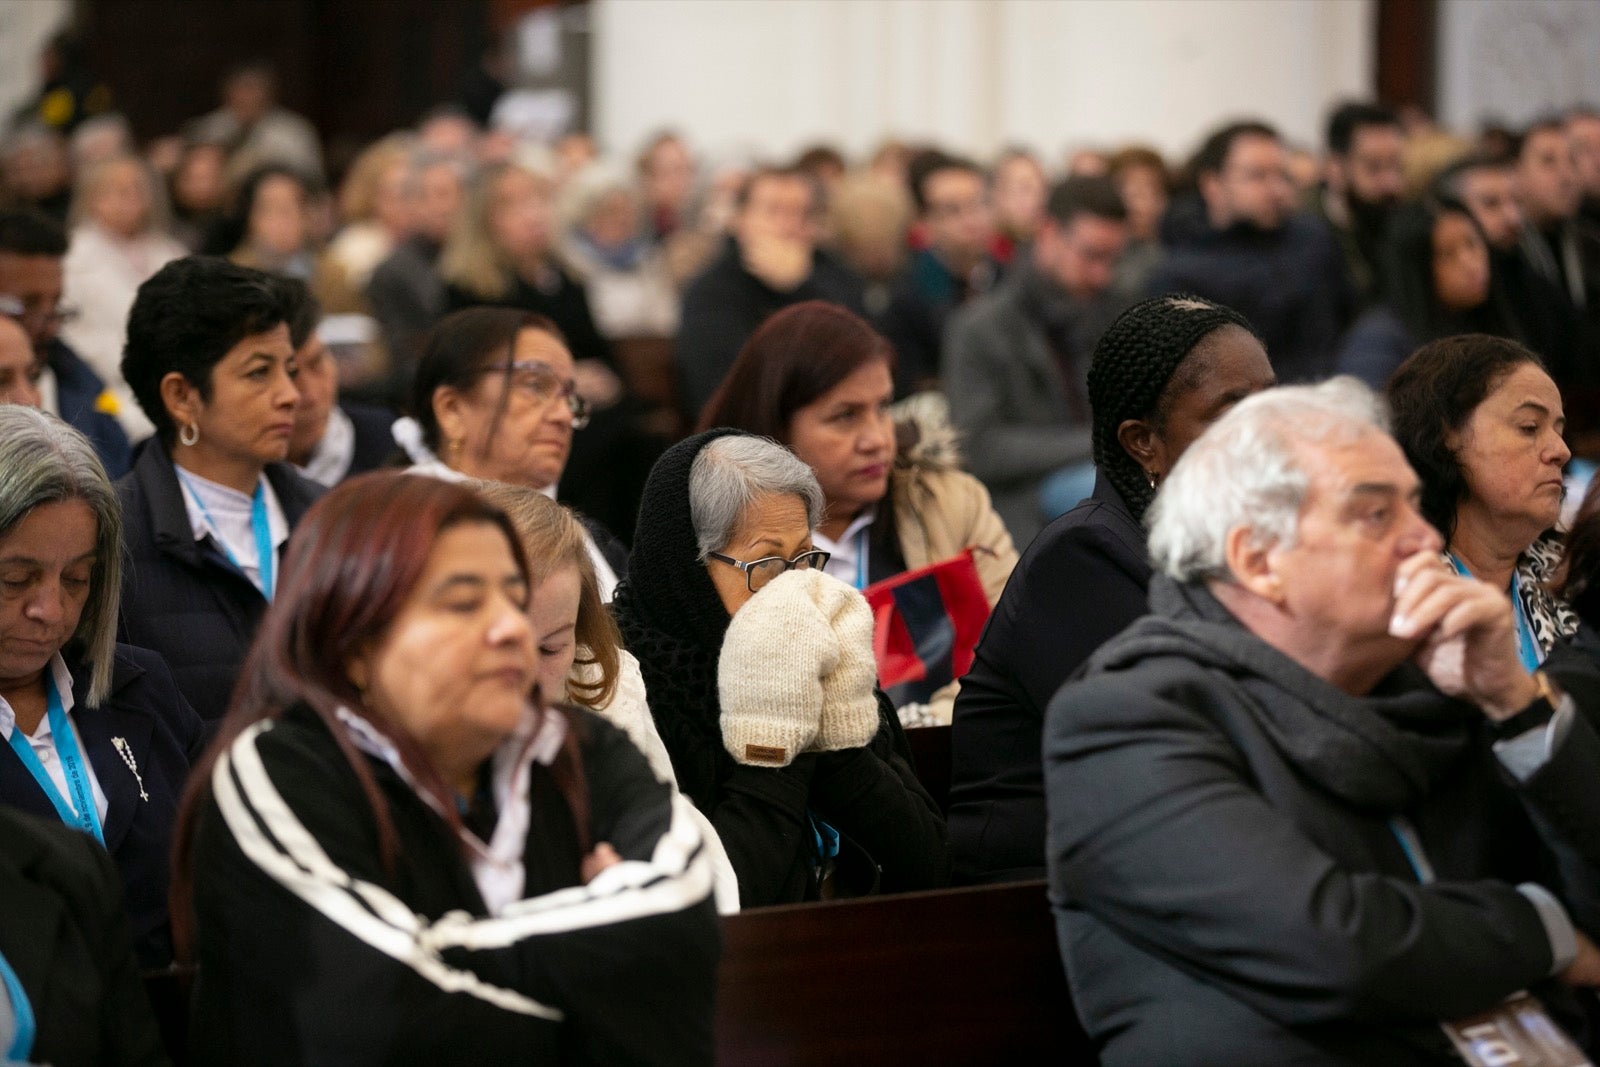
[948,293,1273,884]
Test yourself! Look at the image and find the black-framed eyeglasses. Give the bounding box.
[707,549,831,593]
[487,360,591,429]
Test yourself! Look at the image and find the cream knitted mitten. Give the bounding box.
[809,574,880,752]
[717,569,836,766]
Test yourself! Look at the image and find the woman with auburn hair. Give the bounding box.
[174,472,719,1065]
[700,300,1017,725]
[479,482,739,911]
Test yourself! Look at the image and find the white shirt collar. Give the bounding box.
[334,704,568,913]
[0,654,76,738]
[297,405,356,487]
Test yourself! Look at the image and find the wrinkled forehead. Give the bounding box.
[1296,430,1418,510]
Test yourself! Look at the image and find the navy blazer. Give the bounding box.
[0,643,203,969]
[0,807,168,1065]
[343,400,399,480]
[115,437,325,726]
[948,473,1153,884]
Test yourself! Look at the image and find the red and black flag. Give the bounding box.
[863,549,991,706]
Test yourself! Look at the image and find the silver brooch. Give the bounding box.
[111,737,149,802]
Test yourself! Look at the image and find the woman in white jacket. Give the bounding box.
[62,154,185,439]
[481,481,740,912]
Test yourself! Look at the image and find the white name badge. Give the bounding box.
[1441,993,1591,1067]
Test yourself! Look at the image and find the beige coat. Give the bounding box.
[888,410,1019,724]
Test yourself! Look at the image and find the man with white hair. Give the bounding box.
[1046,378,1600,1064]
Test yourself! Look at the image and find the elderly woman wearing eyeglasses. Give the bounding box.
[611,430,949,906]
[394,306,626,600]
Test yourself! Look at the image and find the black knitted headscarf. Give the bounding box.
[1086,293,1261,519]
[610,428,746,812]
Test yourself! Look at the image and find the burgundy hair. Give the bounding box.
[697,300,895,441]
[171,472,588,959]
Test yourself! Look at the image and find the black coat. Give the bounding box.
[189,705,719,1065]
[44,337,133,479]
[0,807,168,1066]
[674,238,866,422]
[0,644,203,969]
[1049,576,1600,1065]
[1151,199,1354,383]
[115,440,325,725]
[949,474,1149,884]
[611,430,949,907]
[343,400,399,479]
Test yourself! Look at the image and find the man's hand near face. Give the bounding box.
[1389,550,1541,718]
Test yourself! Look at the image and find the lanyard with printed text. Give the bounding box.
[5,673,103,845]
[178,469,275,600]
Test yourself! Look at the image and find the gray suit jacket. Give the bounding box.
[944,273,1120,545]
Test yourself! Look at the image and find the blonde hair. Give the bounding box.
[337,133,414,223]
[439,160,553,301]
[476,483,621,710]
[69,153,171,236]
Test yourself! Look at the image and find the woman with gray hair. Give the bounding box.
[611,430,949,906]
[0,407,203,969]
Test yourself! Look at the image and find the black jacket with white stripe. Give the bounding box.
[187,704,719,1066]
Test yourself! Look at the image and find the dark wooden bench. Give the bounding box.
[148,874,1093,1066]
[715,879,1094,1065]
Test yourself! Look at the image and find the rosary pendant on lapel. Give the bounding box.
[111,737,150,802]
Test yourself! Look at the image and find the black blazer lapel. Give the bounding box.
[74,705,152,856]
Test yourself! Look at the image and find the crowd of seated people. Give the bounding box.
[8,53,1600,1064]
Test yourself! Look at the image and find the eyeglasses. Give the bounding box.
[707,549,831,593]
[488,360,591,429]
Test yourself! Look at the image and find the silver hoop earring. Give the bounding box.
[178,423,199,447]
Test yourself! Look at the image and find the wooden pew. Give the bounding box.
[716,880,1095,1065]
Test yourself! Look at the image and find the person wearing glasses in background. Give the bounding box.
[395,306,626,600]
[611,430,949,906]
[0,208,131,477]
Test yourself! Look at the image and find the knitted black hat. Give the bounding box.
[1086,293,1259,518]
[619,427,746,653]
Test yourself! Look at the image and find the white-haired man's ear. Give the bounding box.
[1223,524,1286,606]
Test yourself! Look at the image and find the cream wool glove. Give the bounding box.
[809,573,880,752]
[718,569,834,766]
[717,569,880,766]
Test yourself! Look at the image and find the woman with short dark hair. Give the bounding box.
[395,305,624,599]
[116,256,324,725]
[1389,334,1579,664]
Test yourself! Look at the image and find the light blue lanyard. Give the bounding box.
[853,527,869,591]
[5,674,103,845]
[1445,553,1541,670]
[178,470,275,600]
[0,945,34,1065]
[1388,817,1435,884]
